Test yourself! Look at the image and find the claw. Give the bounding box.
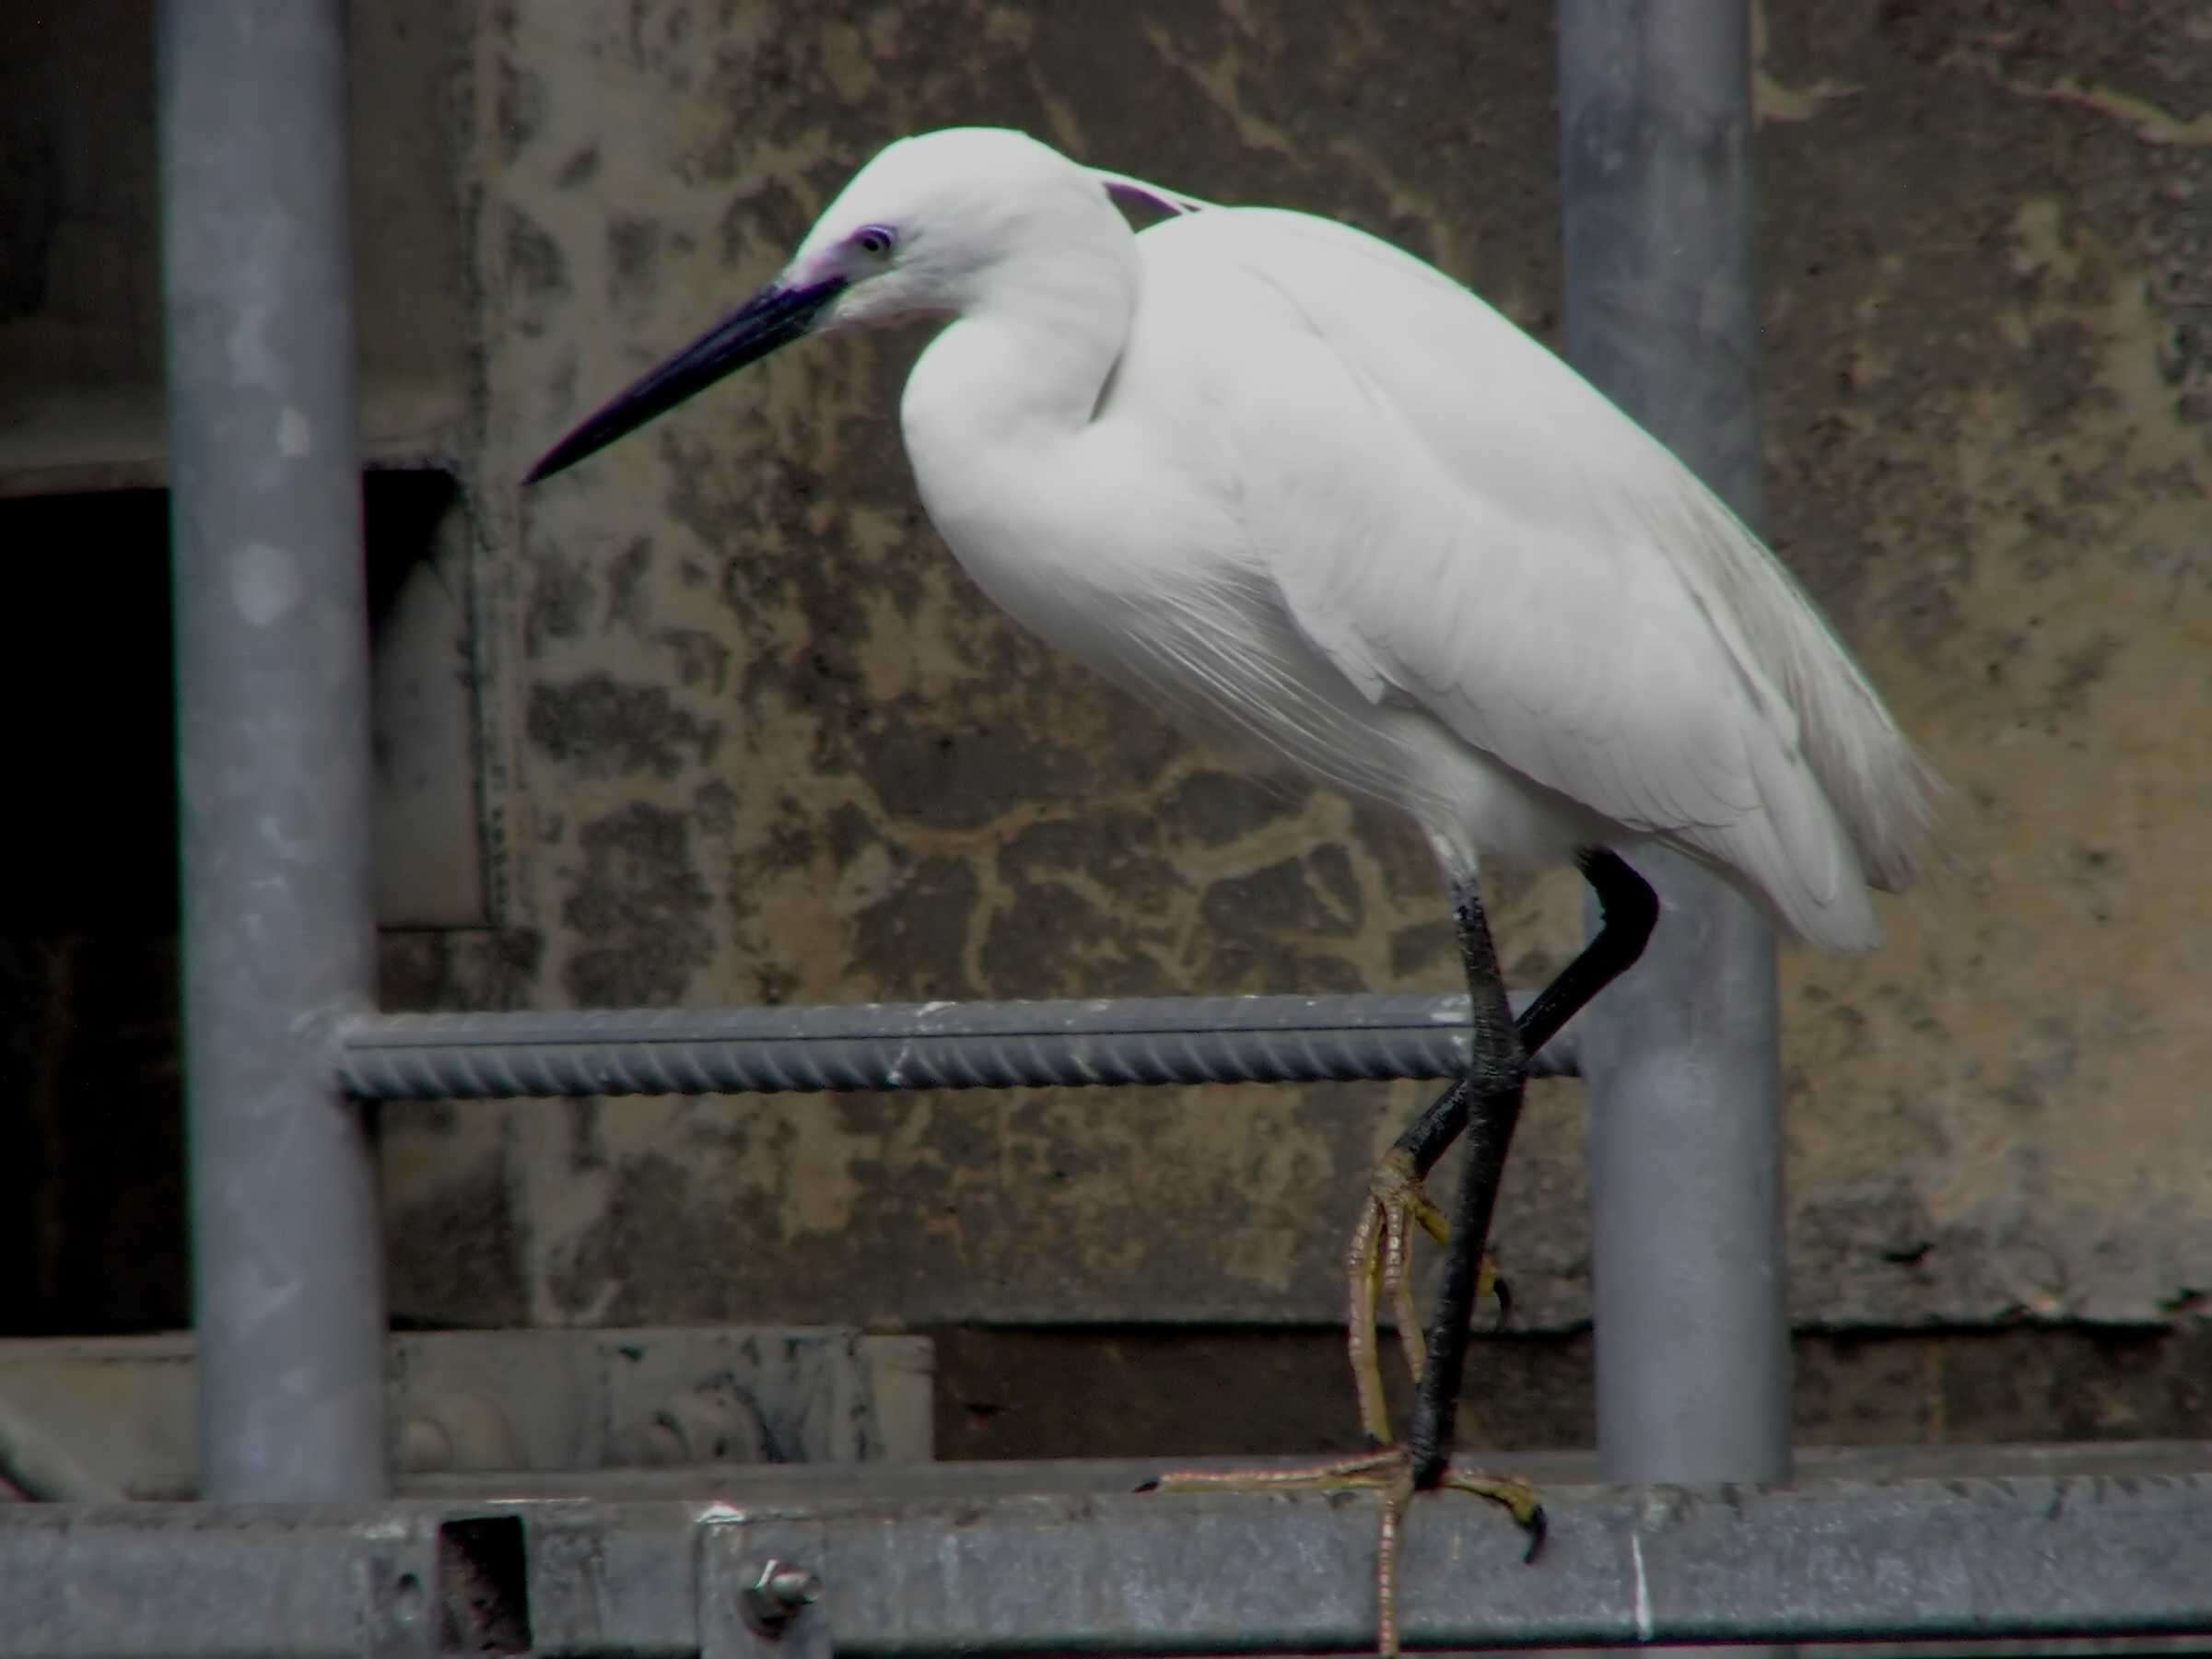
[1438,1466,1543,1531]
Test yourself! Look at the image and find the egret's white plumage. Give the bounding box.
[787,126,1929,949]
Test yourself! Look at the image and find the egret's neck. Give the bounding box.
[902,241,1137,473]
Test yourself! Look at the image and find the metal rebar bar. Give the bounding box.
[159,0,386,1500]
[1557,1,1794,1490]
[335,989,1578,1101]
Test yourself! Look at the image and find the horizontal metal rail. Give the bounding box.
[336,988,1575,1100]
[5,1452,2209,1655]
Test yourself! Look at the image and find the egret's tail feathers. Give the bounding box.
[1831,724,1943,897]
[1756,731,1884,952]
[1678,784,1884,954]
[1763,876,1883,954]
[1768,619,1940,905]
[1668,490,1941,906]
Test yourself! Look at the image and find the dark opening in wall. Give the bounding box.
[0,468,480,1337]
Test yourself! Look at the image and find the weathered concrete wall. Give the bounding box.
[369,0,2211,1340]
[1750,4,2212,1326]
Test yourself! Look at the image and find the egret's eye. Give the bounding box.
[852,224,896,258]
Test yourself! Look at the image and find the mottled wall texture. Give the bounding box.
[2,2,2206,1443]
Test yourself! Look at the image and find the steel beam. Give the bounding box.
[3,1453,2210,1655]
[159,0,385,1499]
[1557,2,1794,1489]
[335,989,1577,1101]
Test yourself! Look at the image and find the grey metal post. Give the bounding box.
[1556,2,1793,1488]
[160,1,387,1499]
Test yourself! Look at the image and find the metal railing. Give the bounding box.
[6,1448,2212,1656]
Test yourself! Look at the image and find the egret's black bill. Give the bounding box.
[524,276,847,484]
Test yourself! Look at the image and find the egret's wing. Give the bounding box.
[1132,206,1930,948]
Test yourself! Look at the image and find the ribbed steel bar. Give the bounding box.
[336,990,1576,1101]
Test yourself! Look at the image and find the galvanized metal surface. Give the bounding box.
[1557,2,1794,1490]
[338,989,1577,1100]
[4,1448,2210,1655]
[0,1507,445,1657]
[0,1330,931,1501]
[158,0,386,1501]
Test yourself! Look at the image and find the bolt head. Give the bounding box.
[742,1558,823,1638]
[762,1564,822,1606]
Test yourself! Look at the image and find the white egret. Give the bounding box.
[529,125,1933,1653]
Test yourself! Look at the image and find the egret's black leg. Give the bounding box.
[1399,848,1659,1180]
[1516,849,1660,1062]
[1154,850,1660,1657]
[1345,849,1660,1446]
[1404,847,1657,1489]
[1404,876,1525,1486]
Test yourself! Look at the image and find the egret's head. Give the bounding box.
[526,128,1114,484]
[791,127,1121,328]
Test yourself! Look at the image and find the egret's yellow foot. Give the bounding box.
[1346,1148,1504,1443]
[1148,1152,1524,1654]
[1146,1449,1543,1656]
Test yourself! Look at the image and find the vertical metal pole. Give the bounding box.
[160,1,386,1500]
[1556,2,1793,1490]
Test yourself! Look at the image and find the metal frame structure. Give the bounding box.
[1558,0,1793,1493]
[5,0,2191,1653]
[9,1447,2212,1656]
[159,0,386,1503]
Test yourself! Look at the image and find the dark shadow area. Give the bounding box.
[0,473,463,1337]
[929,1321,2212,1460]
[437,1513,533,1655]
